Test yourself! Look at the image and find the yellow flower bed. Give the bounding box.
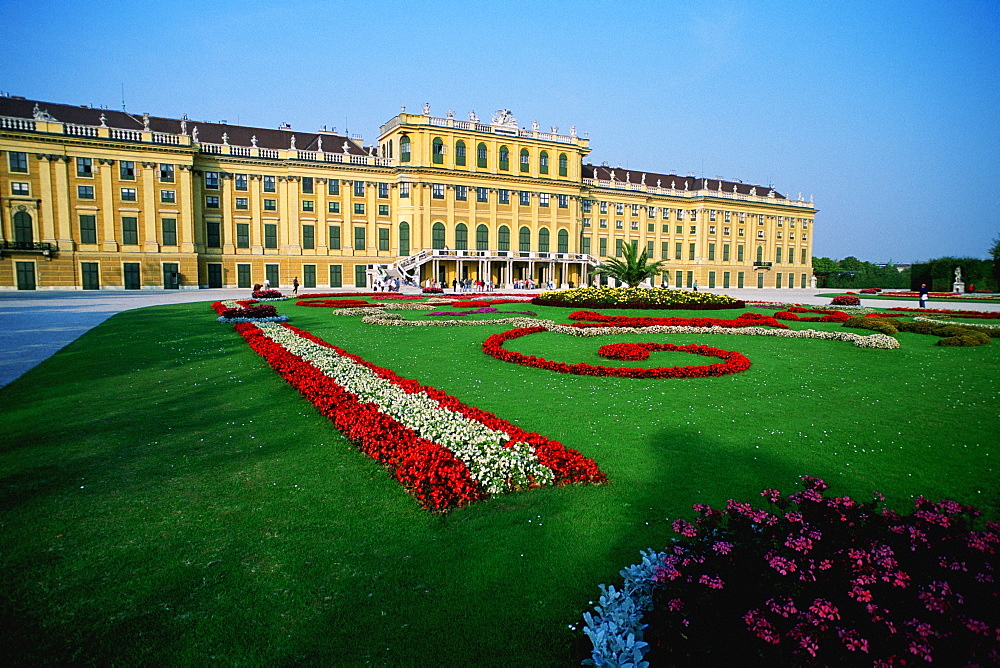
[533,287,743,310]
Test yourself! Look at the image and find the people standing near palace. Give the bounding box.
[919,283,929,308]
[292,277,299,295]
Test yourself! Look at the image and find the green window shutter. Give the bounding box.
[354,226,366,250]
[400,137,411,162]
[354,264,367,288]
[498,226,510,251]
[476,224,488,250]
[520,149,529,172]
[558,229,569,253]
[399,222,410,255]
[122,217,139,245]
[455,224,468,250]
[432,138,444,164]
[265,224,278,249]
[538,228,549,253]
[558,153,568,177]
[236,223,249,248]
[302,225,315,250]
[455,141,466,166]
[329,225,341,250]
[378,227,389,251]
[303,265,316,287]
[539,151,549,174]
[329,264,342,287]
[519,227,530,252]
[689,243,696,261]
[477,143,487,168]
[708,243,715,261]
[615,239,623,257]
[599,238,608,257]
[432,223,445,249]
[79,215,97,244]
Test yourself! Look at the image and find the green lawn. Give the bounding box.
[1,298,997,664]
[817,292,1000,304]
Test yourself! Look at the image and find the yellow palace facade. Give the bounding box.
[0,96,816,291]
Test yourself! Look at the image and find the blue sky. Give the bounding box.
[3,0,997,262]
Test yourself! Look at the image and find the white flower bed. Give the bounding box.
[914,316,1000,330]
[254,323,554,494]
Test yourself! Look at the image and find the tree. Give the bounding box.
[590,240,667,288]
[990,234,1000,288]
[812,257,840,273]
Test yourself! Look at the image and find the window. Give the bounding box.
[159,164,174,182]
[519,227,530,252]
[647,223,654,232]
[662,224,669,233]
[738,228,745,236]
[558,153,568,177]
[520,148,529,172]
[264,175,276,192]
[775,247,783,264]
[538,228,549,252]
[662,208,669,220]
[756,246,764,263]
[120,161,135,180]
[582,237,591,254]
[725,211,731,222]
[709,226,716,234]
[499,146,510,171]
[205,172,219,189]
[302,200,314,212]
[378,182,389,198]
[582,200,592,213]
[376,227,388,251]
[235,174,248,191]
[161,190,176,203]
[264,224,277,248]
[160,218,176,246]
[432,137,444,164]
[583,218,591,227]
[79,214,97,244]
[264,199,277,211]
[399,221,410,255]
[616,203,624,215]
[539,151,549,174]
[303,264,316,288]
[302,177,314,194]
[206,195,220,208]
[600,201,608,214]
[236,197,249,210]
[498,189,510,204]
[476,224,489,250]
[803,220,809,229]
[355,265,367,288]
[615,239,623,257]
[328,201,340,213]
[539,193,550,207]
[675,225,682,234]
[120,187,137,201]
[236,223,249,248]
[354,227,366,250]
[724,226,730,236]
[11,182,29,196]
[353,180,365,197]
[599,218,608,228]
[498,225,510,251]
[122,216,139,245]
[661,241,668,259]
[206,221,221,247]
[631,204,639,216]
[77,157,93,177]
[558,229,569,253]
[802,248,808,264]
[689,225,696,234]
[600,238,608,257]
[477,143,487,168]
[689,243,696,260]
[329,225,341,249]
[615,220,623,229]
[738,245,745,262]
[329,264,343,287]
[432,183,445,199]
[777,231,783,239]
[378,204,389,216]
[677,210,685,221]
[777,217,783,227]
[648,207,656,218]
[432,222,445,249]
[757,230,765,238]
[558,194,568,208]
[519,191,530,206]
[399,182,410,198]
[647,241,654,257]
[723,244,730,261]
[675,242,682,260]
[77,185,94,199]
[455,140,466,166]
[709,210,716,221]
[708,243,716,261]
[477,187,488,203]
[8,151,28,172]
[354,203,365,215]
[455,223,468,250]
[400,136,411,162]
[328,179,339,195]
[302,225,315,249]
[790,219,796,228]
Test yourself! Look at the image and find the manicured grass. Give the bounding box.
[817,292,1000,304]
[1,298,997,664]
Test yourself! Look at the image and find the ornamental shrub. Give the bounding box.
[624,477,999,666]
[251,289,284,300]
[843,316,898,335]
[421,287,444,294]
[533,287,744,310]
[937,332,991,347]
[221,303,279,320]
[831,295,861,306]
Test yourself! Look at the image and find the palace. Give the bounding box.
[0,96,816,291]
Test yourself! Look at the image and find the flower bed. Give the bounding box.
[831,295,861,306]
[774,308,851,323]
[568,310,789,329]
[212,300,287,323]
[251,289,286,301]
[889,307,1000,319]
[296,299,376,308]
[582,477,999,666]
[299,292,424,301]
[229,321,605,510]
[422,287,444,294]
[532,287,744,310]
[483,327,752,379]
[449,299,535,308]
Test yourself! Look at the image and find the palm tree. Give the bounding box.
[590,240,667,288]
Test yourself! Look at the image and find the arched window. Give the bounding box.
[432,137,444,164]
[399,221,410,256]
[455,140,466,166]
[455,223,468,250]
[477,143,487,168]
[538,228,550,253]
[498,225,510,251]
[386,139,393,159]
[539,151,549,174]
[499,146,510,171]
[519,148,530,173]
[757,246,764,263]
[558,153,568,177]
[476,224,489,250]
[400,136,411,163]
[519,226,531,252]
[558,229,569,253]
[13,211,33,244]
[432,222,446,249]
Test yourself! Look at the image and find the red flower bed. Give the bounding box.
[567,311,789,330]
[889,307,1000,319]
[859,288,881,294]
[449,299,534,308]
[483,327,751,379]
[831,295,861,306]
[252,289,284,299]
[295,299,373,308]
[211,299,255,315]
[863,313,907,318]
[774,309,851,323]
[297,292,422,301]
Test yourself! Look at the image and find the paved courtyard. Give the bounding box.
[1,288,997,388]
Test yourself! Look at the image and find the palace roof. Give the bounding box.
[584,164,785,200]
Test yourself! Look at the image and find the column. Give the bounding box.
[141,162,159,252]
[178,165,195,254]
